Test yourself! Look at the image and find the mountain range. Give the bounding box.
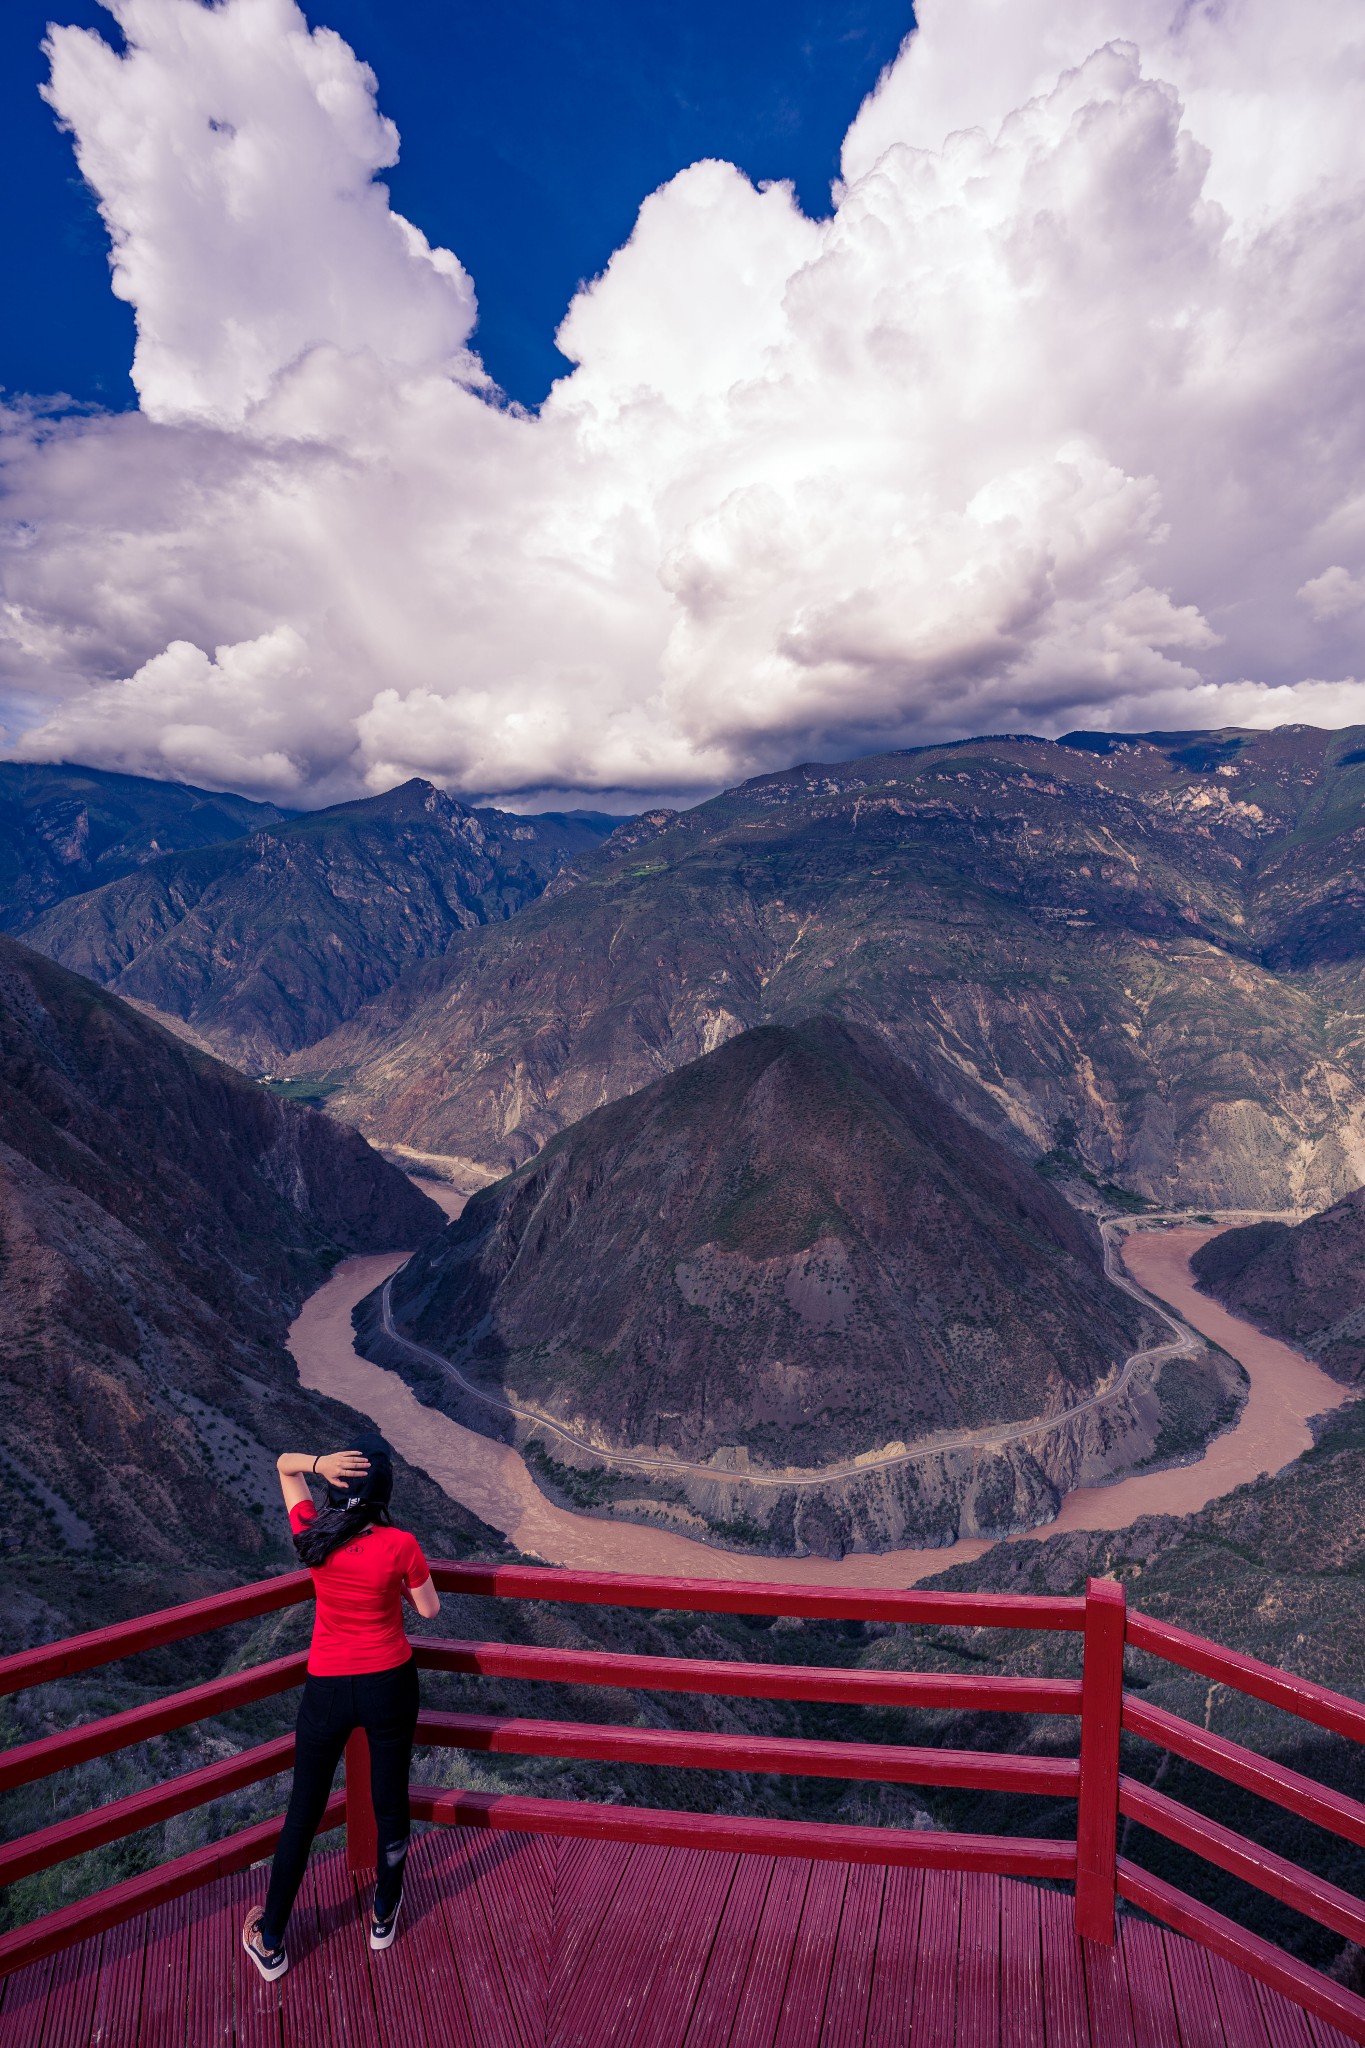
[24,779,617,1070]
[276,724,1365,1210]
[0,761,287,931]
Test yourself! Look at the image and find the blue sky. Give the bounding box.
[2,0,912,411]
[2,0,1361,805]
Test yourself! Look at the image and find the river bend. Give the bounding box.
[286,1216,1351,1588]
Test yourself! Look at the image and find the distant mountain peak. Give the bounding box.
[19,781,619,1069]
[303,776,463,822]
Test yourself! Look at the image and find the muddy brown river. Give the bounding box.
[287,1217,1352,1586]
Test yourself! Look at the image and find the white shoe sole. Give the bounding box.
[242,1930,289,1982]
[370,1893,403,1950]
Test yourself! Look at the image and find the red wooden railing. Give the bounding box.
[0,1564,1362,2042]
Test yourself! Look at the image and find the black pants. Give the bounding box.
[262,1656,419,1944]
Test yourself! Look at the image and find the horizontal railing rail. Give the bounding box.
[1125,1610,1365,1743]
[412,1708,1080,1796]
[408,1785,1078,1879]
[413,1635,1084,1714]
[1119,1776,1365,1947]
[1117,1857,1365,2047]
[0,1650,308,1795]
[0,1560,1361,2043]
[1112,1602,1365,2044]
[1123,1693,1365,1849]
[425,1561,1088,1630]
[0,1573,312,1697]
[0,1791,345,1977]
[0,1734,296,1891]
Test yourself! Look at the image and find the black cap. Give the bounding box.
[324,1431,394,1512]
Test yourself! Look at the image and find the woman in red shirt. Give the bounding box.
[242,1431,440,1981]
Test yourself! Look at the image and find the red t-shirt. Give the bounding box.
[290,1502,430,1676]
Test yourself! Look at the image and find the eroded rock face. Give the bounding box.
[386,1017,1152,1481]
[1193,1192,1365,1385]
[294,726,1365,1211]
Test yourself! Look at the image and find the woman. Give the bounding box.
[242,1430,441,1981]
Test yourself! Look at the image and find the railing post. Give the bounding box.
[345,1729,377,1871]
[1075,1574,1126,1944]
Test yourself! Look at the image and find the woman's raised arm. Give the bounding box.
[275,1450,371,1512]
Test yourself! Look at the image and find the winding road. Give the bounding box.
[287,1207,1353,1587]
[370,1215,1197,1490]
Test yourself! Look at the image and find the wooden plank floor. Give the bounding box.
[1,1831,1355,2047]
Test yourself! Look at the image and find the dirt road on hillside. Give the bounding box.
[287,1212,1352,1585]
[366,1212,1197,1492]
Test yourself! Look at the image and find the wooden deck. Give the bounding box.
[0,1827,1354,2048]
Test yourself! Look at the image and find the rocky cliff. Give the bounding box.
[293,725,1365,1210]
[23,779,619,1070]
[1192,1191,1365,1385]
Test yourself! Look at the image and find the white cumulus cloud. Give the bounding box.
[41,0,477,425]
[2,0,1365,804]
[1298,566,1365,623]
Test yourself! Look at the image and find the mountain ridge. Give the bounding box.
[290,724,1365,1210]
[0,932,486,1600]
[24,778,620,1069]
[1192,1191,1365,1385]
[0,760,289,932]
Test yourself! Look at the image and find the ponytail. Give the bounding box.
[294,1499,391,1568]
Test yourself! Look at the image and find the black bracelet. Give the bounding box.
[311,1455,320,1476]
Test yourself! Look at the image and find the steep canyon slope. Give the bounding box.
[1192,1189,1365,1385]
[387,1018,1150,1466]
[25,779,617,1070]
[0,935,493,1641]
[366,1021,1249,1555]
[294,725,1365,1210]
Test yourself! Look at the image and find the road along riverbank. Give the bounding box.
[1049,1225,1353,1532]
[369,1209,1194,1495]
[286,1219,1353,1587]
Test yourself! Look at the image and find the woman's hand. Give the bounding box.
[313,1451,370,1490]
[275,1448,370,1510]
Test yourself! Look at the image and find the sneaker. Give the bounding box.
[370,1888,403,1951]
[242,1905,289,1982]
